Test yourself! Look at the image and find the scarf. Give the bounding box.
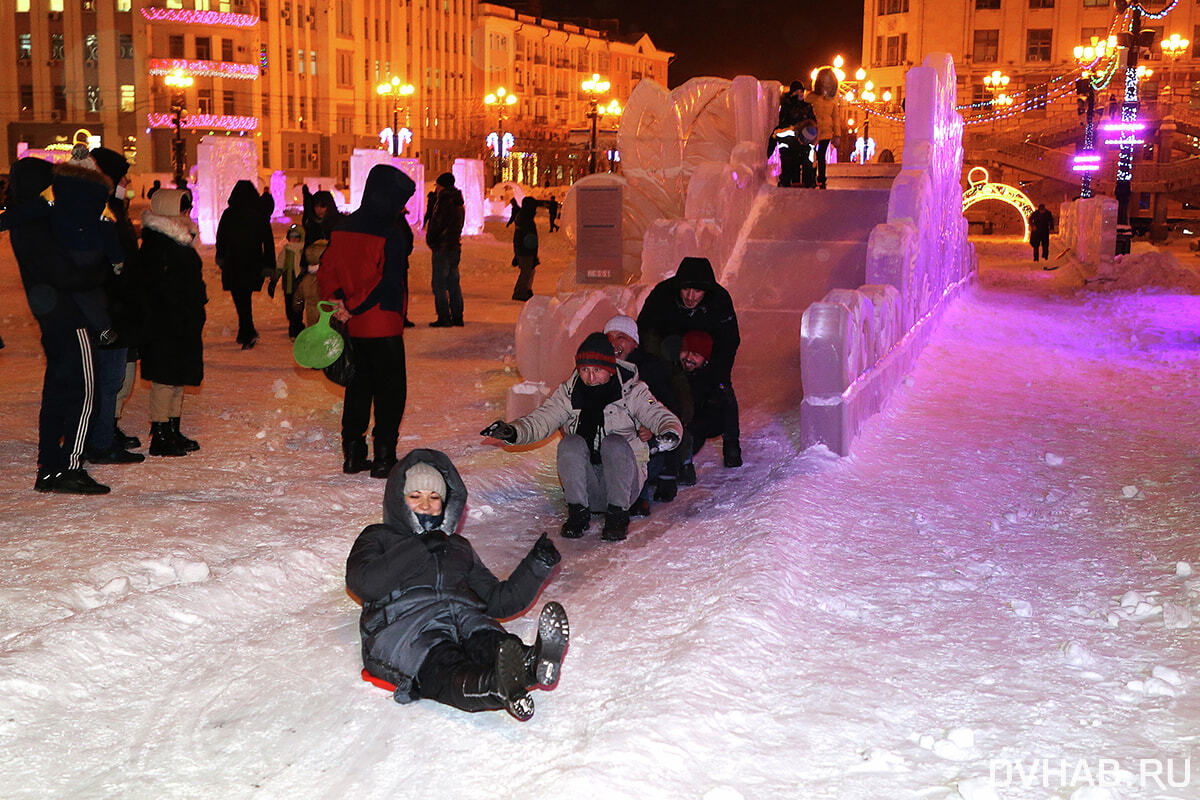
[571,375,620,463]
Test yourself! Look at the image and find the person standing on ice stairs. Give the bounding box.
[346,449,569,721]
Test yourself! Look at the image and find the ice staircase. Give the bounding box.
[722,176,893,403]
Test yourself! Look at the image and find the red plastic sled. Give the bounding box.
[361,669,397,692]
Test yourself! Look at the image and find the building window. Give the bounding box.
[50,33,64,61]
[1082,0,1106,5]
[196,0,211,9]
[287,95,294,120]
[286,47,293,72]
[287,141,295,169]
[195,37,211,61]
[223,90,235,113]
[1026,29,1052,62]
[310,51,317,75]
[976,0,1001,8]
[166,0,183,8]
[120,84,135,112]
[263,140,270,168]
[877,0,909,12]
[169,35,185,58]
[116,0,131,9]
[221,38,233,62]
[16,0,30,11]
[18,33,31,60]
[120,34,133,58]
[85,33,99,63]
[299,96,306,126]
[1029,0,1053,7]
[48,0,63,11]
[20,84,33,113]
[197,89,212,114]
[86,86,100,112]
[298,48,305,74]
[973,29,999,63]
[53,84,66,112]
[1081,27,1108,47]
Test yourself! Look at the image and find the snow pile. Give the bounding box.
[1092,243,1200,293]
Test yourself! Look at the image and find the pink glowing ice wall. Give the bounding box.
[194,136,259,245]
[799,53,977,455]
[348,149,425,227]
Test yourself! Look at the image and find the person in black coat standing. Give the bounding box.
[346,449,568,721]
[511,197,540,301]
[139,189,207,457]
[215,180,274,349]
[1029,203,1054,263]
[3,157,108,494]
[636,256,742,472]
[424,172,466,327]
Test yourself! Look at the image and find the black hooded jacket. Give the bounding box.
[215,179,274,293]
[345,449,553,701]
[637,257,740,384]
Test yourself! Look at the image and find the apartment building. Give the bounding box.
[1,0,670,188]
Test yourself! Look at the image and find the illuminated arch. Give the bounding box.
[962,166,1036,241]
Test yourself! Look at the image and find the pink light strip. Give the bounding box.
[1072,165,1102,172]
[1099,122,1147,132]
[1103,137,1144,146]
[146,112,259,131]
[141,7,259,27]
[148,58,259,80]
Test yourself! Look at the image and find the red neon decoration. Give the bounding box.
[140,8,259,27]
[148,58,259,80]
[147,112,259,132]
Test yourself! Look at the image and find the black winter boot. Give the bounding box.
[723,438,742,468]
[114,423,141,450]
[149,422,188,456]
[524,602,570,689]
[369,442,397,479]
[601,504,630,541]
[653,476,678,502]
[496,639,535,721]
[560,503,590,538]
[342,439,371,474]
[169,418,200,452]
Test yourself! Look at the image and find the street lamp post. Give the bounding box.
[484,86,517,185]
[581,73,611,174]
[982,70,1011,135]
[1111,6,1155,255]
[1160,33,1189,116]
[376,77,414,157]
[164,69,194,187]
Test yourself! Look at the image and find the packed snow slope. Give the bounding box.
[2,224,1200,800]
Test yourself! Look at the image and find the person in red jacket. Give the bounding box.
[319,164,414,479]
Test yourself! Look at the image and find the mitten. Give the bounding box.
[530,532,561,568]
[480,420,517,443]
[649,431,680,454]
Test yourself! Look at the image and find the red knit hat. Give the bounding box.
[681,330,713,362]
[575,332,617,374]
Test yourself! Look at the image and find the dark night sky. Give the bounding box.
[536,0,865,87]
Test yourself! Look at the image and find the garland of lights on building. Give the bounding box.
[139,7,259,27]
[146,113,259,132]
[148,58,260,80]
[857,2,1178,127]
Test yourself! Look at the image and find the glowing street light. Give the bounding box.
[163,69,195,186]
[484,86,518,184]
[376,77,414,156]
[581,73,615,174]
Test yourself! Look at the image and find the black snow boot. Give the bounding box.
[679,462,697,486]
[653,476,678,501]
[149,422,188,456]
[560,503,590,538]
[169,417,200,452]
[85,444,145,464]
[114,423,141,450]
[524,602,569,689]
[441,640,535,720]
[369,443,397,479]
[601,504,630,541]
[723,438,742,468]
[342,439,371,474]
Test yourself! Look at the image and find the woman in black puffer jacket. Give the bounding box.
[345,448,568,721]
[215,179,274,348]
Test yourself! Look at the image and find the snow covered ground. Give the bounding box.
[2,219,1200,800]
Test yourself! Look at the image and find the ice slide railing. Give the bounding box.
[799,53,978,455]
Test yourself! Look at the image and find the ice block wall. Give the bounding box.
[195,137,259,245]
[799,53,978,455]
[453,158,485,236]
[1055,196,1116,270]
[349,150,425,225]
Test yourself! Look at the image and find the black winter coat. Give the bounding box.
[138,206,206,387]
[346,449,553,701]
[424,186,465,251]
[215,180,274,293]
[637,256,740,384]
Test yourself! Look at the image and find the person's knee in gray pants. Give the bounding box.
[599,434,640,510]
[556,434,593,507]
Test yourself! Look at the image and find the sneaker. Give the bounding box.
[50,468,110,495]
[34,471,57,492]
[560,503,590,538]
[629,498,651,518]
[679,462,697,486]
[428,319,454,327]
[601,504,630,542]
[85,446,145,464]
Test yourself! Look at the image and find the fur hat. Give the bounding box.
[435,172,455,188]
[575,331,617,374]
[681,330,714,362]
[403,462,446,497]
[602,314,639,346]
[89,147,130,185]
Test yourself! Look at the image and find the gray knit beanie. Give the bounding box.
[403,462,446,497]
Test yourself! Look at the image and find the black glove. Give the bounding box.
[422,530,448,552]
[649,430,680,455]
[267,276,278,298]
[530,532,561,568]
[480,420,517,443]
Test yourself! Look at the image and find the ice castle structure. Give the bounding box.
[509,54,976,457]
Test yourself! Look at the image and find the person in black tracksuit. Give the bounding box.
[636,256,742,474]
[3,157,108,494]
[346,449,568,721]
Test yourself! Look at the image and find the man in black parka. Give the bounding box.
[636,256,743,470]
[346,448,568,721]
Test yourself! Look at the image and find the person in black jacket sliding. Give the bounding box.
[346,449,569,721]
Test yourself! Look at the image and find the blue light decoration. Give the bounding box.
[486,131,515,158]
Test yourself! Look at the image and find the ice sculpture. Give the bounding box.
[453,158,485,236]
[800,53,977,455]
[194,136,258,245]
[1055,196,1116,269]
[268,170,289,221]
[349,149,424,225]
